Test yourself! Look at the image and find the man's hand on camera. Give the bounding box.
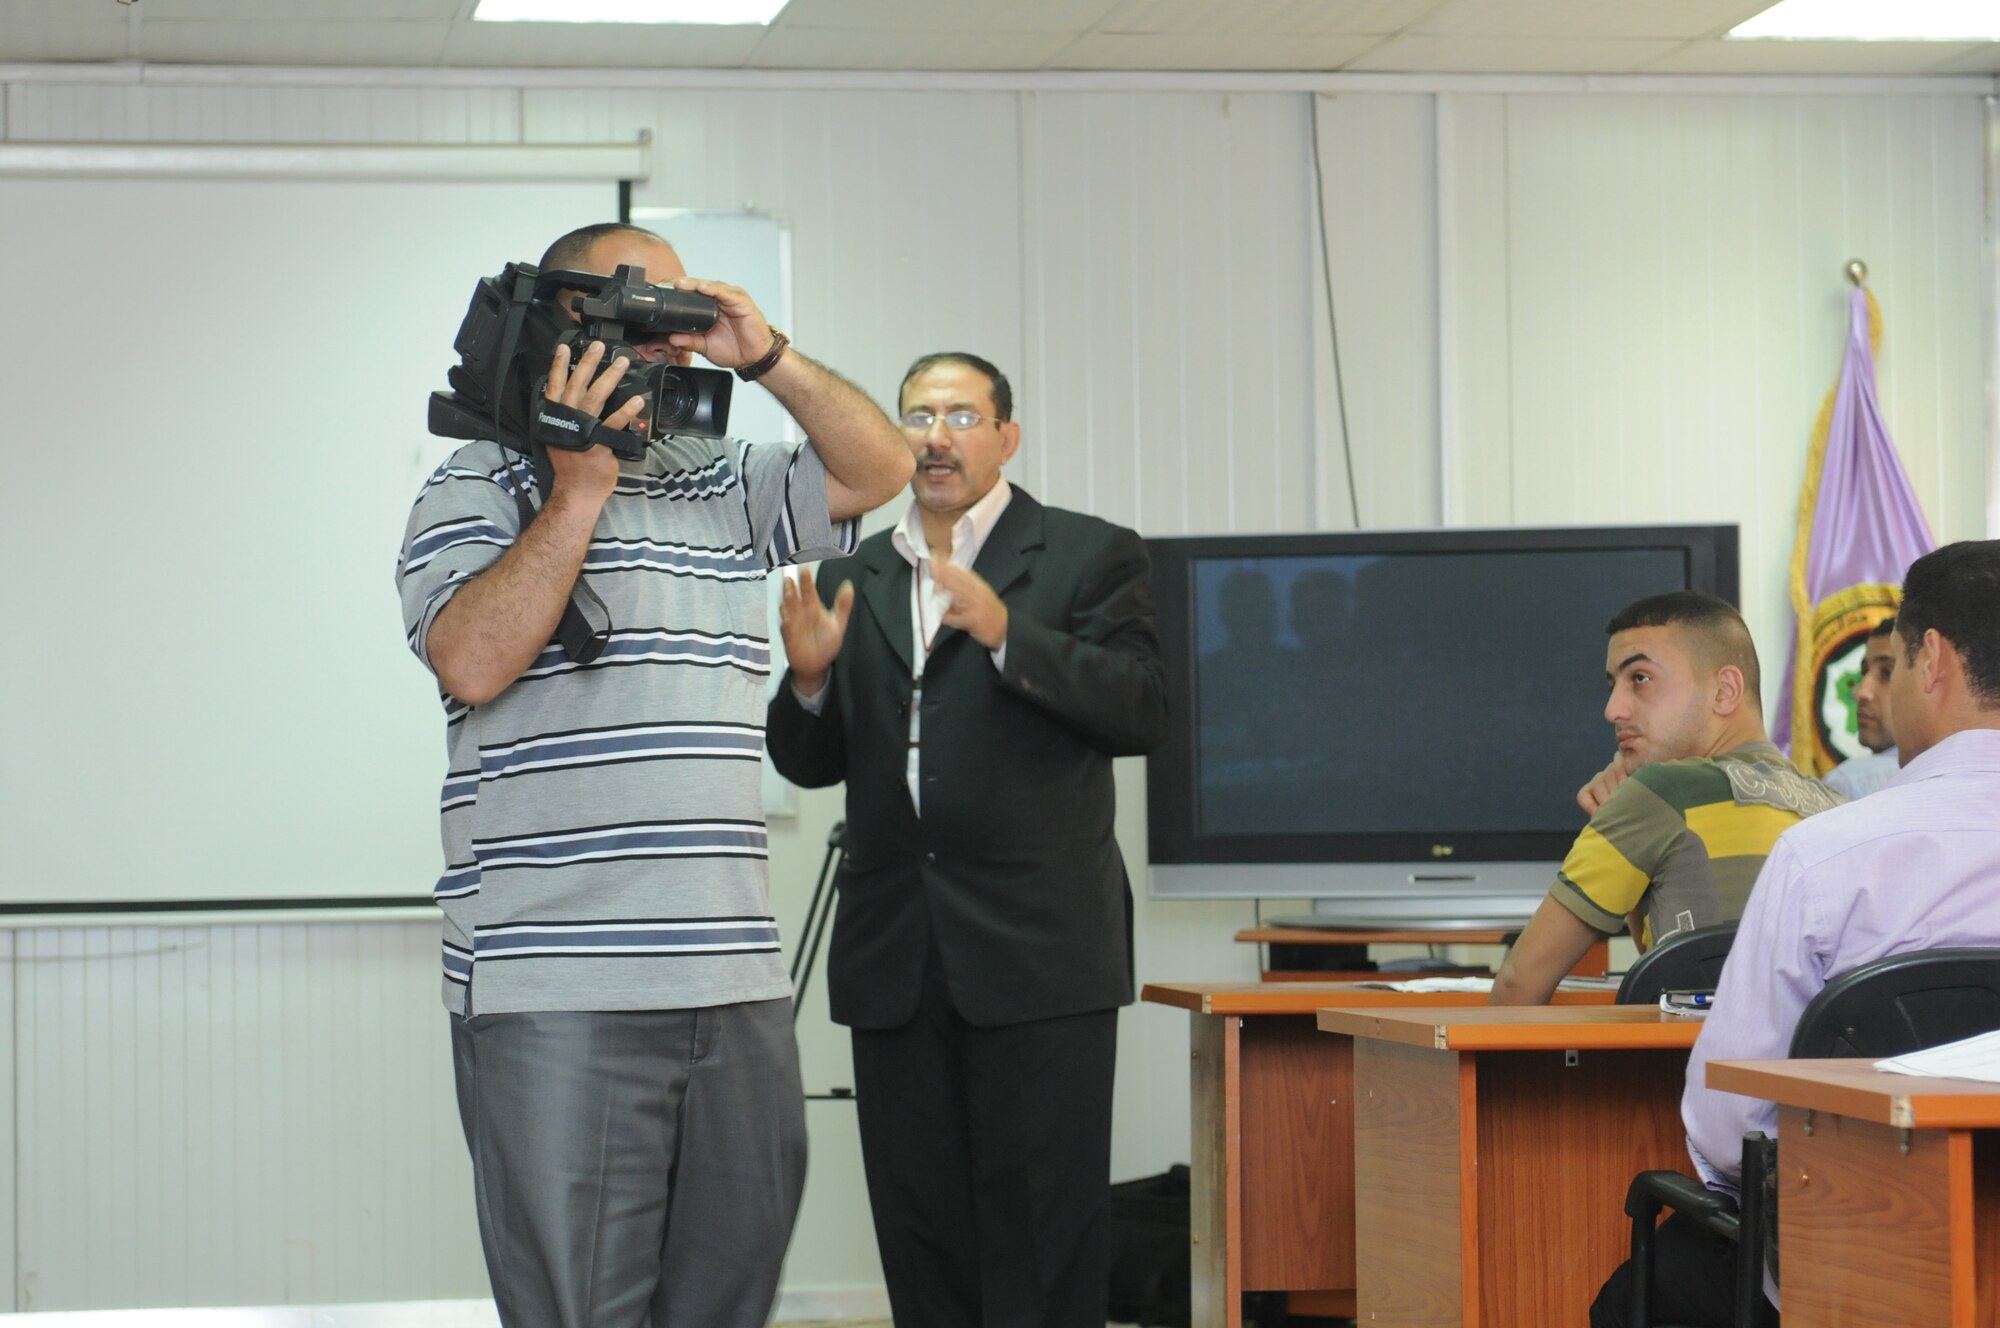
[543,339,637,505]
[665,277,774,371]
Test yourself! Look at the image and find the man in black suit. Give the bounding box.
[765,351,1166,1328]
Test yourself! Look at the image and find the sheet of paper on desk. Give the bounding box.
[1348,975,1617,993]
[1875,1029,2000,1083]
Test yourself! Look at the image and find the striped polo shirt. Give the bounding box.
[397,432,853,1016]
[1551,741,1845,948]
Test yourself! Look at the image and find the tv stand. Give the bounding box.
[1237,924,1610,984]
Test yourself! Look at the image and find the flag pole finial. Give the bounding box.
[1846,259,1868,286]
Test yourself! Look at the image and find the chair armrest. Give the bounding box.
[1625,1170,1741,1241]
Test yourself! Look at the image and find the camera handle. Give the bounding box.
[488,265,613,666]
[517,448,614,665]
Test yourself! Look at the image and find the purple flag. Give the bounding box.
[1778,286,1934,775]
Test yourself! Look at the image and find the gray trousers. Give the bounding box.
[450,1001,808,1328]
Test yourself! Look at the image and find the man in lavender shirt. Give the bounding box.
[1591,540,2000,1328]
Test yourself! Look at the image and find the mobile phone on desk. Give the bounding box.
[1659,989,1715,1017]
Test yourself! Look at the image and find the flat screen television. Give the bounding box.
[1145,524,1740,927]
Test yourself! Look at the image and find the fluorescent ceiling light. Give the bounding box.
[1729,0,2000,40]
[474,0,788,23]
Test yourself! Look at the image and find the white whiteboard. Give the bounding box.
[0,176,617,909]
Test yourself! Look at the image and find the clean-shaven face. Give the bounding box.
[1604,625,1711,768]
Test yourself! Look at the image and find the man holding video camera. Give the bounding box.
[396,222,911,1328]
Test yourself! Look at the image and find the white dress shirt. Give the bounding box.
[792,479,1013,816]
[1822,745,1900,800]
[1683,727,2000,1197]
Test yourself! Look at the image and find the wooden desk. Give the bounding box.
[1142,981,1614,1328]
[1707,1058,2000,1327]
[1236,926,1611,983]
[1318,1005,1701,1328]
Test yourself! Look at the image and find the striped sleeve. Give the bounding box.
[1549,775,1689,933]
[736,439,858,569]
[396,445,531,672]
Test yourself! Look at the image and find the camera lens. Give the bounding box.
[654,370,700,432]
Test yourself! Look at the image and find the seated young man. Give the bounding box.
[1591,540,2000,1328]
[1489,592,1841,1005]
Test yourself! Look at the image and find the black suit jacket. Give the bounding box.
[765,488,1167,1029]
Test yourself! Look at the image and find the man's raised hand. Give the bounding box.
[779,565,854,698]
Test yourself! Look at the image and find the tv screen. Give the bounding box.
[1146,525,1740,916]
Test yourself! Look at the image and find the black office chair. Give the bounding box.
[1615,922,1739,1006]
[1789,947,2000,1058]
[1620,945,2000,1328]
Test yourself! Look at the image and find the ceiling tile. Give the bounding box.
[139,19,453,65]
[1094,0,1442,37]
[1415,0,1768,40]
[1050,31,1385,68]
[440,20,766,66]
[1348,33,1681,71]
[133,0,460,17]
[1641,38,1995,74]
[773,0,1121,33]
[0,0,1991,75]
[745,27,1071,67]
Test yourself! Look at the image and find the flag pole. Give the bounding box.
[1846,258,1868,286]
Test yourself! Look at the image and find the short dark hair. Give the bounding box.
[1896,541,2000,706]
[899,352,1013,422]
[1868,616,1898,640]
[1607,591,1761,706]
[538,223,669,276]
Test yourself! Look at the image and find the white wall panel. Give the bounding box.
[0,931,13,1307]
[1477,92,1986,703]
[1314,91,1442,528]
[1023,90,1317,538]
[9,922,483,1311]
[1439,91,1514,525]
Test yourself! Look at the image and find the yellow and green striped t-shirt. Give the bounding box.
[1551,742,1844,948]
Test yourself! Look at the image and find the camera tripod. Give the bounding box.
[793,819,855,1102]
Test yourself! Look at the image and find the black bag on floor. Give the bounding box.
[1106,1163,1192,1328]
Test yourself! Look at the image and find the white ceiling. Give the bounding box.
[2,0,1997,76]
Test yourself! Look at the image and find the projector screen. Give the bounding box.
[0,174,625,910]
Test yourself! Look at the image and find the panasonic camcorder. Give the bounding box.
[429,261,734,462]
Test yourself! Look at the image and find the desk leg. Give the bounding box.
[1190,1012,1240,1328]
[1776,1107,1980,1327]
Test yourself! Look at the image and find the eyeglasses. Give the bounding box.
[900,409,999,432]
